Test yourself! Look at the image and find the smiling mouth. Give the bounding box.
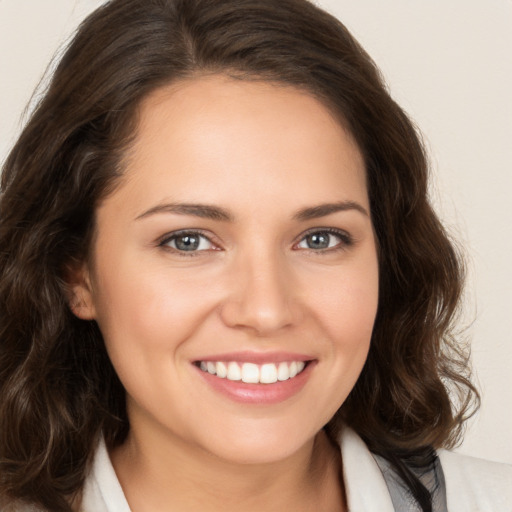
[195,360,309,384]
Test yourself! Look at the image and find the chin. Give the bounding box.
[193,418,321,466]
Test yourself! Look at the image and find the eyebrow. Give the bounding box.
[292,201,369,221]
[135,203,233,221]
[135,200,369,222]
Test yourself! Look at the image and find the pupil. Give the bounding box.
[176,235,199,251]
[308,233,329,249]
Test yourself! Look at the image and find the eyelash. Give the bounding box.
[158,227,353,256]
[158,229,216,257]
[297,227,353,253]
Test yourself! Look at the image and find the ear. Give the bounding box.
[65,263,97,320]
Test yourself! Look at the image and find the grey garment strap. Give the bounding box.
[372,453,448,512]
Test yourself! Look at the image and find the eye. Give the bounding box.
[159,231,215,252]
[296,229,351,251]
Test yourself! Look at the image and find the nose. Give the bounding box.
[219,251,300,336]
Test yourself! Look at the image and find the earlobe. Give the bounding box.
[66,264,97,320]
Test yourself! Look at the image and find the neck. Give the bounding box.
[110,421,345,512]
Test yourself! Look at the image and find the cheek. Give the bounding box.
[310,262,379,343]
[307,255,378,392]
[90,262,214,405]
[285,264,378,431]
[92,258,222,356]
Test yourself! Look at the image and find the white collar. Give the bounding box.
[81,436,131,512]
[338,427,395,511]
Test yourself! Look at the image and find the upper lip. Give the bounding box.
[193,351,315,364]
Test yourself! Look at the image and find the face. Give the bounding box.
[73,76,379,464]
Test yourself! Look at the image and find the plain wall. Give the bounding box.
[1,0,511,464]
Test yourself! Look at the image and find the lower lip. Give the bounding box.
[194,362,315,405]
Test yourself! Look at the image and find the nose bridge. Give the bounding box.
[220,244,298,335]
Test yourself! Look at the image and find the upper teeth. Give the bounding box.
[199,361,306,384]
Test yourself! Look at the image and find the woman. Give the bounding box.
[0,0,510,511]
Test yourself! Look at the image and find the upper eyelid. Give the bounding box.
[299,226,350,236]
[295,227,352,243]
[158,229,218,248]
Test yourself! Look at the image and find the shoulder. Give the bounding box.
[438,449,512,511]
[0,499,42,512]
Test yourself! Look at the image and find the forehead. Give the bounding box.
[108,75,368,218]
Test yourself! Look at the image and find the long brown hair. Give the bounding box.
[0,1,478,510]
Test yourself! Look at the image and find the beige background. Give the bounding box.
[1,0,511,464]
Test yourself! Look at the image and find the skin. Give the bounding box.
[72,75,379,512]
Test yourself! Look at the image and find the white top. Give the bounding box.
[81,428,512,512]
